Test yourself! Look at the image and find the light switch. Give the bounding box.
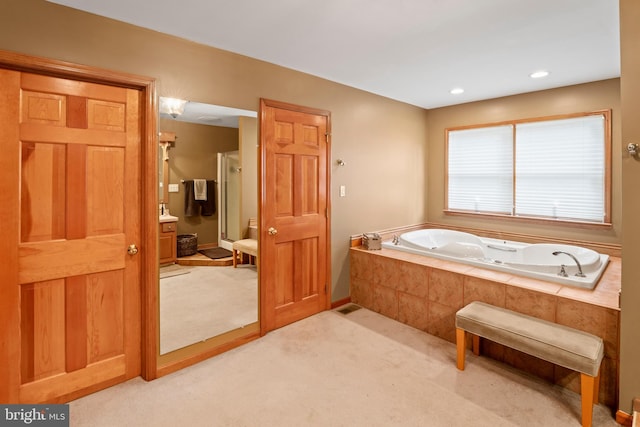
[168,184,179,193]
[339,185,346,197]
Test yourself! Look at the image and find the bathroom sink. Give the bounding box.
[159,214,178,223]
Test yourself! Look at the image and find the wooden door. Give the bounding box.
[0,70,141,403]
[260,99,331,332]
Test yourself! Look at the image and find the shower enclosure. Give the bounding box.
[217,150,241,250]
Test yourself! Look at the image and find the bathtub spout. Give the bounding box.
[552,251,586,277]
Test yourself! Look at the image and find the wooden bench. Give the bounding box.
[455,301,604,427]
[232,239,257,267]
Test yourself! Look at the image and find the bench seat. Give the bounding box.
[232,238,258,267]
[455,301,604,427]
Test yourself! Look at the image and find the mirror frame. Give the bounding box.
[151,101,261,378]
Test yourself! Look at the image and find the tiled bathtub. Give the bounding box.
[350,245,621,409]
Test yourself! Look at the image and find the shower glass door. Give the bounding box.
[218,150,240,250]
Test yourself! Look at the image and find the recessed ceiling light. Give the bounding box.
[530,70,549,79]
[450,88,464,95]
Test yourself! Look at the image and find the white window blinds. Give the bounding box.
[448,125,513,214]
[515,115,605,221]
[447,113,607,223]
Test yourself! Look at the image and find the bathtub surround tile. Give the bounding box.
[372,283,398,320]
[428,269,464,309]
[503,347,556,384]
[554,365,581,396]
[395,263,429,298]
[349,249,369,280]
[398,292,429,332]
[600,357,619,408]
[505,286,557,321]
[603,309,620,359]
[350,276,373,308]
[480,340,506,362]
[556,298,616,357]
[552,296,619,360]
[557,285,620,309]
[427,300,457,343]
[466,267,513,284]
[349,247,620,410]
[463,276,506,308]
[506,275,563,296]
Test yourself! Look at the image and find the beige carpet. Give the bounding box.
[70,307,618,426]
[159,264,192,279]
[160,265,258,354]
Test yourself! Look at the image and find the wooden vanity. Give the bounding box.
[159,216,178,265]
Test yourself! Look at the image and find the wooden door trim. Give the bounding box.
[258,98,332,336]
[0,50,159,394]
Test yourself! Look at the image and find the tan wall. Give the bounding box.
[619,0,640,415]
[426,79,621,244]
[0,0,428,301]
[3,0,638,416]
[159,118,239,245]
[239,117,258,237]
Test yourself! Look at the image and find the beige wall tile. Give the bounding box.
[373,284,398,320]
[427,300,457,343]
[463,277,506,307]
[429,269,464,309]
[350,277,373,309]
[398,292,429,332]
[505,287,557,321]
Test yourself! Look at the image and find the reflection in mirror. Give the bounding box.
[158,98,258,355]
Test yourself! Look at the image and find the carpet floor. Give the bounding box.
[70,307,618,427]
[160,265,257,354]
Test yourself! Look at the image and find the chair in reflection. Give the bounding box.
[232,218,258,267]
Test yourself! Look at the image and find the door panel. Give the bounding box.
[261,100,330,332]
[0,69,141,403]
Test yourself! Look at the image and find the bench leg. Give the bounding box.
[580,370,600,427]
[232,249,238,268]
[472,334,480,356]
[456,328,466,370]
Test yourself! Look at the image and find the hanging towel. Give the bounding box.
[183,180,199,217]
[194,179,207,201]
[200,180,217,216]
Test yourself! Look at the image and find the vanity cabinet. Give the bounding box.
[159,221,177,264]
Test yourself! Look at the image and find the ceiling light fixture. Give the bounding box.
[530,70,549,79]
[159,97,188,118]
[450,88,464,95]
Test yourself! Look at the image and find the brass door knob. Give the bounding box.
[268,227,278,236]
[127,244,139,255]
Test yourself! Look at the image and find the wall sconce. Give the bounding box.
[159,97,188,118]
[627,143,639,157]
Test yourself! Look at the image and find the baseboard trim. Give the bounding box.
[331,297,351,309]
[616,410,633,426]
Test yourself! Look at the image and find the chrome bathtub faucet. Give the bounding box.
[553,251,586,277]
[392,234,399,245]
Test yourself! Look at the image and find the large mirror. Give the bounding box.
[157,98,259,356]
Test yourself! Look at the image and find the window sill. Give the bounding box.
[443,209,613,230]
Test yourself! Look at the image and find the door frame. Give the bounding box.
[258,98,332,335]
[0,50,159,397]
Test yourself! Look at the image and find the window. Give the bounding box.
[446,111,611,225]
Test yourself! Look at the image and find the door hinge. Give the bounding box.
[325,132,331,142]
[324,283,327,294]
[325,208,328,218]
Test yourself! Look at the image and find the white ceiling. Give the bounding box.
[48,0,620,110]
[159,100,257,128]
